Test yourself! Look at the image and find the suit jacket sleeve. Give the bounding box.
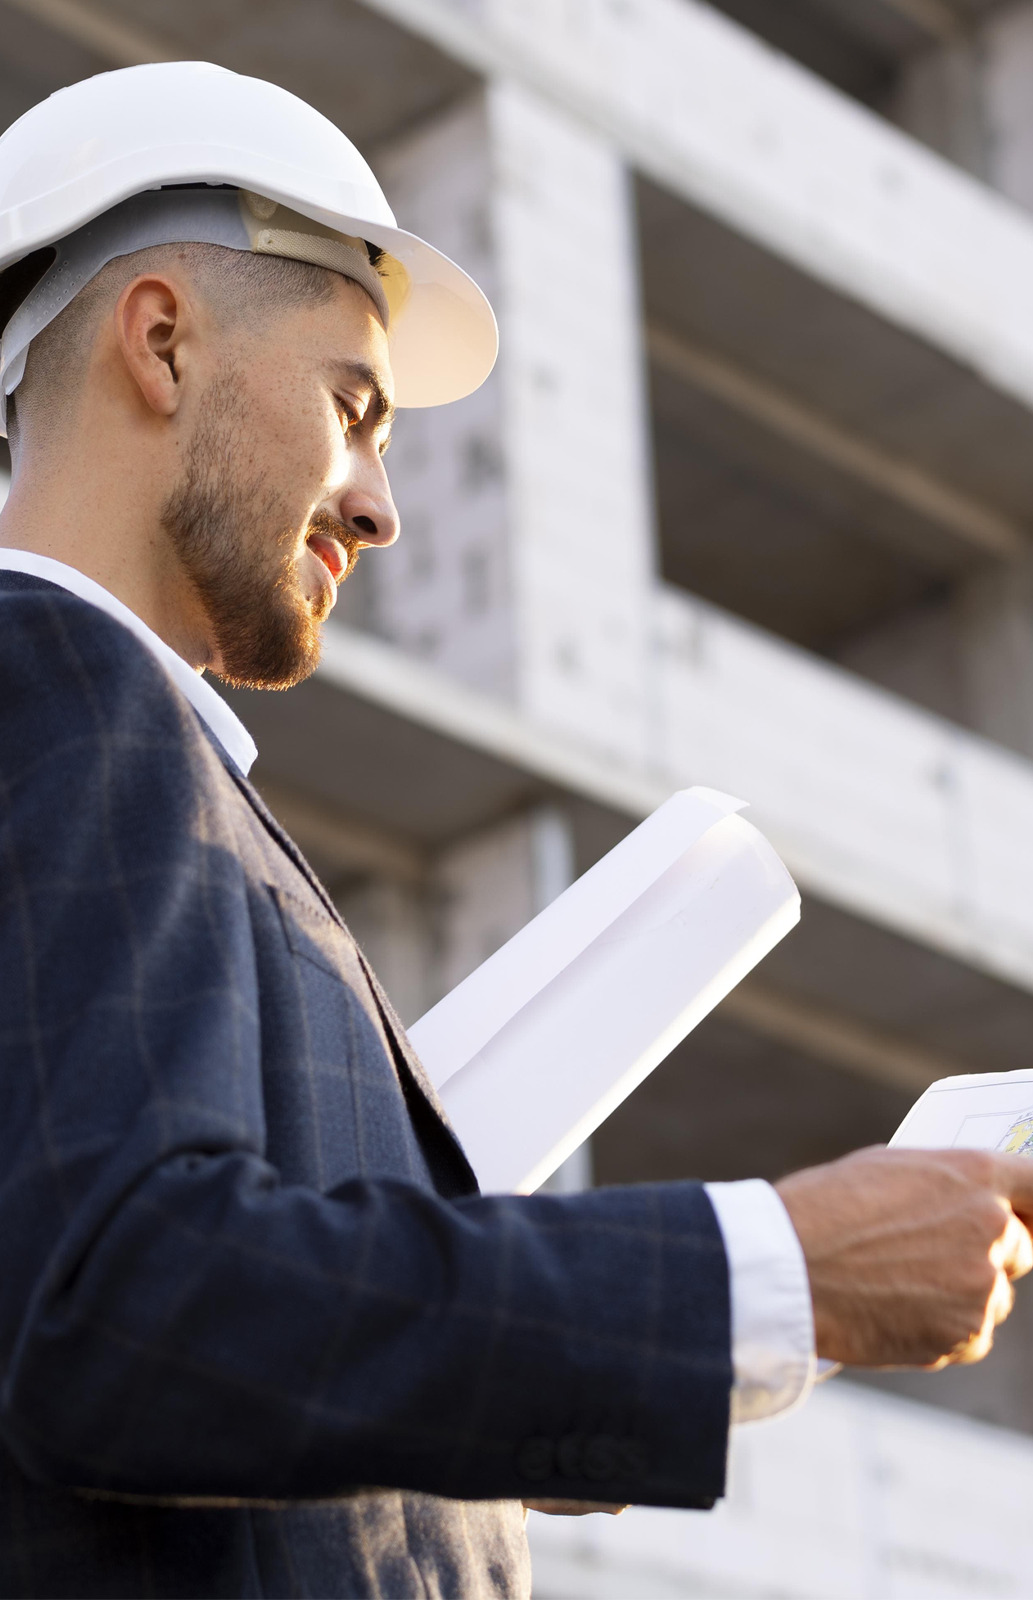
[0,588,732,1511]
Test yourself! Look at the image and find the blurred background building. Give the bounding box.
[4,0,1033,1594]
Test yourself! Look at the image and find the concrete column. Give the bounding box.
[367,95,516,700]
[839,552,1033,763]
[431,810,543,1000]
[488,79,655,766]
[982,2,1033,213]
[956,555,1033,762]
[369,82,657,766]
[333,807,582,1041]
[527,807,592,1191]
[890,2,1033,215]
[335,879,433,1029]
[889,37,992,184]
[429,802,591,1190]
[430,803,574,996]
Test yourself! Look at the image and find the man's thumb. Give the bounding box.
[994,1153,1033,1219]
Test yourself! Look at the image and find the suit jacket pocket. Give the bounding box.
[268,883,360,982]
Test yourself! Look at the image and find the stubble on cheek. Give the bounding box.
[160,371,346,690]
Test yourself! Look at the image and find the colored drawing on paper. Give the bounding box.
[997,1112,1033,1157]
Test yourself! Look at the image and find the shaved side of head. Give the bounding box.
[6,242,339,455]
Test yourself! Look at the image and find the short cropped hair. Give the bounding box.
[7,241,342,450]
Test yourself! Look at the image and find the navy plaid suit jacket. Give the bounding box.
[0,572,732,1599]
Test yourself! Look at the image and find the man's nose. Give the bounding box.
[335,460,400,548]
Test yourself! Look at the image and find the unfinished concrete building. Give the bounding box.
[4,0,1033,1593]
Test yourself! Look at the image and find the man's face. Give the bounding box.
[161,274,398,689]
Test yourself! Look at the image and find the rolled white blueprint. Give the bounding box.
[409,787,800,1194]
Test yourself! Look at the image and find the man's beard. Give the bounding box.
[160,371,360,690]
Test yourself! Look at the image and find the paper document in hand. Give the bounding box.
[891,1071,1033,1155]
[409,787,800,1194]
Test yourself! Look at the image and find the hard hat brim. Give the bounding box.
[344,216,499,410]
[0,141,498,409]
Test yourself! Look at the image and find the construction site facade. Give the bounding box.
[4,1,1033,1594]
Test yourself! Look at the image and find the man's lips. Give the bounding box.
[306,530,349,584]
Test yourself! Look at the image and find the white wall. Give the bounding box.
[654,583,1033,996]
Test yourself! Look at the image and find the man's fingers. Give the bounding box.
[942,1266,1015,1367]
[523,1500,627,1517]
[992,1154,1033,1222]
[991,1269,1016,1327]
[959,1276,1011,1363]
[992,1210,1033,1282]
[954,1327,996,1365]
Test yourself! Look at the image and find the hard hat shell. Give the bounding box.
[0,60,498,409]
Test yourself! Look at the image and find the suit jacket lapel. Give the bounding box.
[353,945,476,1162]
[210,738,478,1192]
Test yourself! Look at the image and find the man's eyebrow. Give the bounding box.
[330,360,396,434]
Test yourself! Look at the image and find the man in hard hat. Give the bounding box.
[0,61,1031,1600]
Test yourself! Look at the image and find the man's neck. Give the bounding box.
[0,456,211,671]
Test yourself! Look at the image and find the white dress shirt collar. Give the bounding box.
[0,549,257,776]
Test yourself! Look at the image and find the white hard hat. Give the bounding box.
[0,60,498,433]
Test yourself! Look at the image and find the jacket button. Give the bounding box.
[516,1436,554,1482]
[582,1434,620,1481]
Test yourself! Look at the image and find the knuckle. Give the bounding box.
[959,1152,997,1190]
[947,1150,996,1187]
[951,1295,985,1334]
[977,1197,1009,1238]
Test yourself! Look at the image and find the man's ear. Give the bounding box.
[113,274,192,419]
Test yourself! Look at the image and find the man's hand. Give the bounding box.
[522,1500,626,1516]
[776,1147,1033,1369]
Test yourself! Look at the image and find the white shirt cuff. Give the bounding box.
[704,1179,816,1425]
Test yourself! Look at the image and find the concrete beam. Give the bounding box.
[723,979,964,1093]
[316,623,668,821]
[314,613,1033,1003]
[655,580,1033,998]
[881,0,966,43]
[0,0,175,66]
[648,324,1026,560]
